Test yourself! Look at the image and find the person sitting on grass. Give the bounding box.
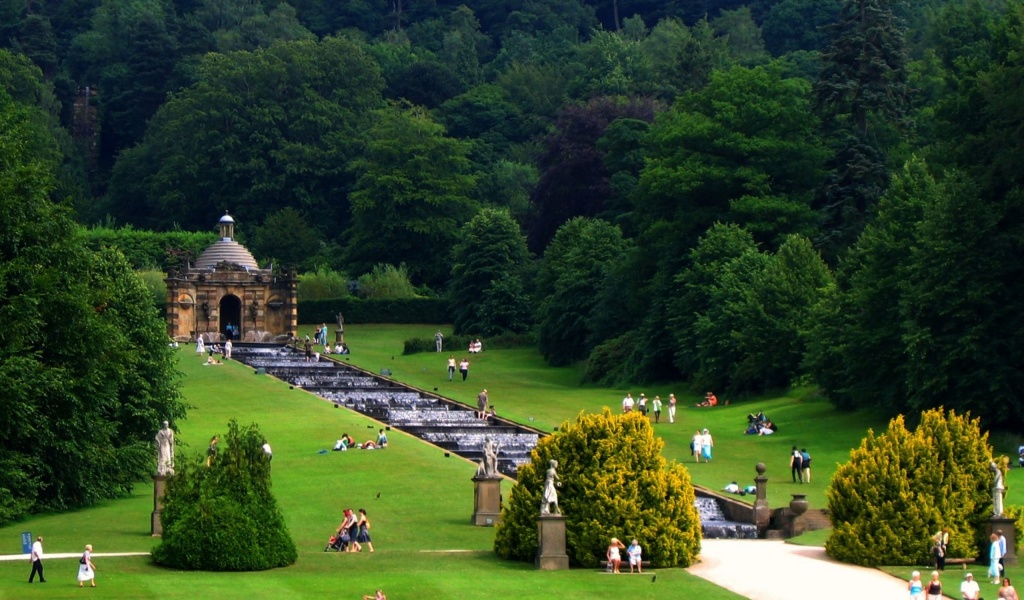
[376,429,388,448]
[204,356,222,365]
[696,391,718,407]
[362,590,386,600]
[333,433,354,451]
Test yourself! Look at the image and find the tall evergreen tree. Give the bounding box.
[814,0,911,257]
[449,208,532,336]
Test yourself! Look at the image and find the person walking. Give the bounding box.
[356,508,375,553]
[459,358,470,381]
[790,446,804,483]
[990,533,1004,584]
[652,395,662,423]
[909,570,924,600]
[224,338,232,359]
[668,393,677,423]
[701,428,714,462]
[800,448,812,483]
[927,571,943,600]
[447,355,456,381]
[692,430,703,463]
[28,536,45,583]
[77,544,96,588]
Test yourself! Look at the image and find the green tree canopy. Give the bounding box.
[534,217,632,366]
[0,84,183,524]
[344,103,479,287]
[449,208,532,336]
[105,35,385,232]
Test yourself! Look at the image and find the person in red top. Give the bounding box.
[697,392,718,407]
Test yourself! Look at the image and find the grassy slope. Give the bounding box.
[330,324,885,509]
[0,335,743,600]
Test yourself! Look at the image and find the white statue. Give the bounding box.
[540,460,561,515]
[482,437,500,478]
[156,421,175,476]
[991,462,1005,517]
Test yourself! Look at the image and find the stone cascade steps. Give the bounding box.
[231,344,540,477]
[695,496,759,539]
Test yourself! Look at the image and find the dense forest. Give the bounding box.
[3,0,1024,445]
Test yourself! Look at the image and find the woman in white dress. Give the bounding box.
[77,544,96,587]
[607,538,626,574]
[196,336,205,354]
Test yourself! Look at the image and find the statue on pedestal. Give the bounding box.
[476,437,500,478]
[991,461,1005,517]
[540,460,561,515]
[156,421,175,476]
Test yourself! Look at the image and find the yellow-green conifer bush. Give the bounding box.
[494,410,701,567]
[826,409,993,566]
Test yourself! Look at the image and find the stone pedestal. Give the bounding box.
[335,329,344,344]
[988,517,1018,567]
[151,474,168,536]
[472,476,502,526]
[753,463,770,535]
[536,515,569,570]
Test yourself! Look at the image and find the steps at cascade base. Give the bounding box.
[799,509,831,531]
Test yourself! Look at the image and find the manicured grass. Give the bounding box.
[0,339,745,600]
[323,324,886,509]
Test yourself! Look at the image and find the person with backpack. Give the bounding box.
[800,448,812,483]
[790,446,803,483]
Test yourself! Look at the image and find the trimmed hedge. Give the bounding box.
[80,227,218,270]
[299,298,450,324]
[153,420,297,571]
[403,332,535,355]
[494,410,702,567]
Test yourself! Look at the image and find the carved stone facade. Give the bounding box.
[165,213,297,342]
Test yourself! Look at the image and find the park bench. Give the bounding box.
[944,557,977,569]
[599,560,653,570]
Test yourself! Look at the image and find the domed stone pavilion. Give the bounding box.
[165,213,297,342]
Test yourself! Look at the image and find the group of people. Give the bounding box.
[723,481,757,496]
[476,389,496,420]
[605,537,643,574]
[334,508,375,553]
[691,429,714,462]
[446,356,471,381]
[620,392,678,423]
[945,572,1017,600]
[789,447,812,483]
[744,411,777,435]
[26,537,97,587]
[197,336,231,361]
[467,339,483,353]
[696,391,719,407]
[333,430,388,451]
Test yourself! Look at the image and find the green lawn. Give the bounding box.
[0,331,744,600]
[2,323,1020,599]
[319,324,886,509]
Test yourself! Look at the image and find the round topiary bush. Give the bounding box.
[494,409,701,567]
[826,408,994,566]
[152,420,297,571]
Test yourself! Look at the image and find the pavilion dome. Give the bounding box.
[194,212,260,270]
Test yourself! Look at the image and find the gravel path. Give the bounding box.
[0,552,149,562]
[689,539,910,600]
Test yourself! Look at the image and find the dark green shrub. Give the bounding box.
[153,421,297,571]
[297,268,351,302]
[402,332,535,355]
[582,331,641,385]
[494,410,701,568]
[79,227,217,270]
[826,408,993,566]
[298,298,450,324]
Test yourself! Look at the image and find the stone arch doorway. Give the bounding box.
[219,294,241,340]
